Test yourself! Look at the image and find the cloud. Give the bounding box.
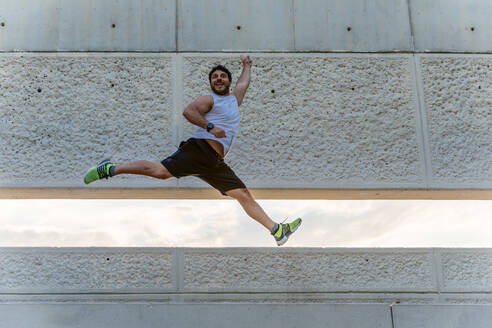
[255,200,492,247]
[1,200,492,247]
[0,199,244,247]
[0,229,116,247]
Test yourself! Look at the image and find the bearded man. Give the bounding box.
[84,56,301,246]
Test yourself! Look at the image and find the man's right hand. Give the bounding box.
[210,127,226,138]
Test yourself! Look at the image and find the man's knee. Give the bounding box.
[155,164,173,180]
[226,188,252,202]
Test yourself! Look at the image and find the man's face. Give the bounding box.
[210,70,231,95]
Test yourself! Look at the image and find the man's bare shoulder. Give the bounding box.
[194,94,214,106]
[196,95,214,104]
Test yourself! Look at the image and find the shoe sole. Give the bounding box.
[83,168,95,184]
[276,219,302,246]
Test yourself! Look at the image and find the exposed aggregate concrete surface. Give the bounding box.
[182,249,434,291]
[0,54,175,187]
[182,54,424,188]
[1,248,492,303]
[0,248,174,291]
[1,53,491,189]
[420,56,492,187]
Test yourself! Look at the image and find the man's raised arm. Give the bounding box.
[233,56,253,107]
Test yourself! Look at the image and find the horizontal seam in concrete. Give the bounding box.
[3,247,492,252]
[3,291,487,296]
[2,50,492,55]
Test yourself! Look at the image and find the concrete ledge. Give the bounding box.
[1,188,492,199]
[0,303,392,328]
[2,303,492,328]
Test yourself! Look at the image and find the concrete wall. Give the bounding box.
[2,248,492,327]
[1,53,491,190]
[2,0,492,52]
[1,0,491,193]
[3,248,492,301]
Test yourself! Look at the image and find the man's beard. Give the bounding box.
[211,84,229,95]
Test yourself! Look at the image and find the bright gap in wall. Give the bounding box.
[1,200,491,247]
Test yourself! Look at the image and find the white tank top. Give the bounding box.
[191,93,240,157]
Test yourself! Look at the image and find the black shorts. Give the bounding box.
[161,138,246,196]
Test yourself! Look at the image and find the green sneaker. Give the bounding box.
[273,218,302,246]
[84,159,114,184]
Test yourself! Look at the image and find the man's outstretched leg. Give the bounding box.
[84,159,172,184]
[226,188,301,246]
[114,160,173,179]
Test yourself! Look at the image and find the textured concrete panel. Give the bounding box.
[294,0,412,51]
[410,0,492,52]
[393,305,492,328]
[180,54,424,189]
[440,249,492,293]
[0,54,177,188]
[419,55,492,187]
[4,248,492,306]
[0,303,392,328]
[0,0,176,51]
[178,0,294,51]
[0,248,175,292]
[183,249,435,292]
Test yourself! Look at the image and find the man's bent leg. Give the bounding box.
[226,187,302,246]
[226,188,275,231]
[114,161,173,180]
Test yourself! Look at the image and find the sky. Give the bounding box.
[1,199,491,247]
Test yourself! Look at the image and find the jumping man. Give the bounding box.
[84,56,302,246]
